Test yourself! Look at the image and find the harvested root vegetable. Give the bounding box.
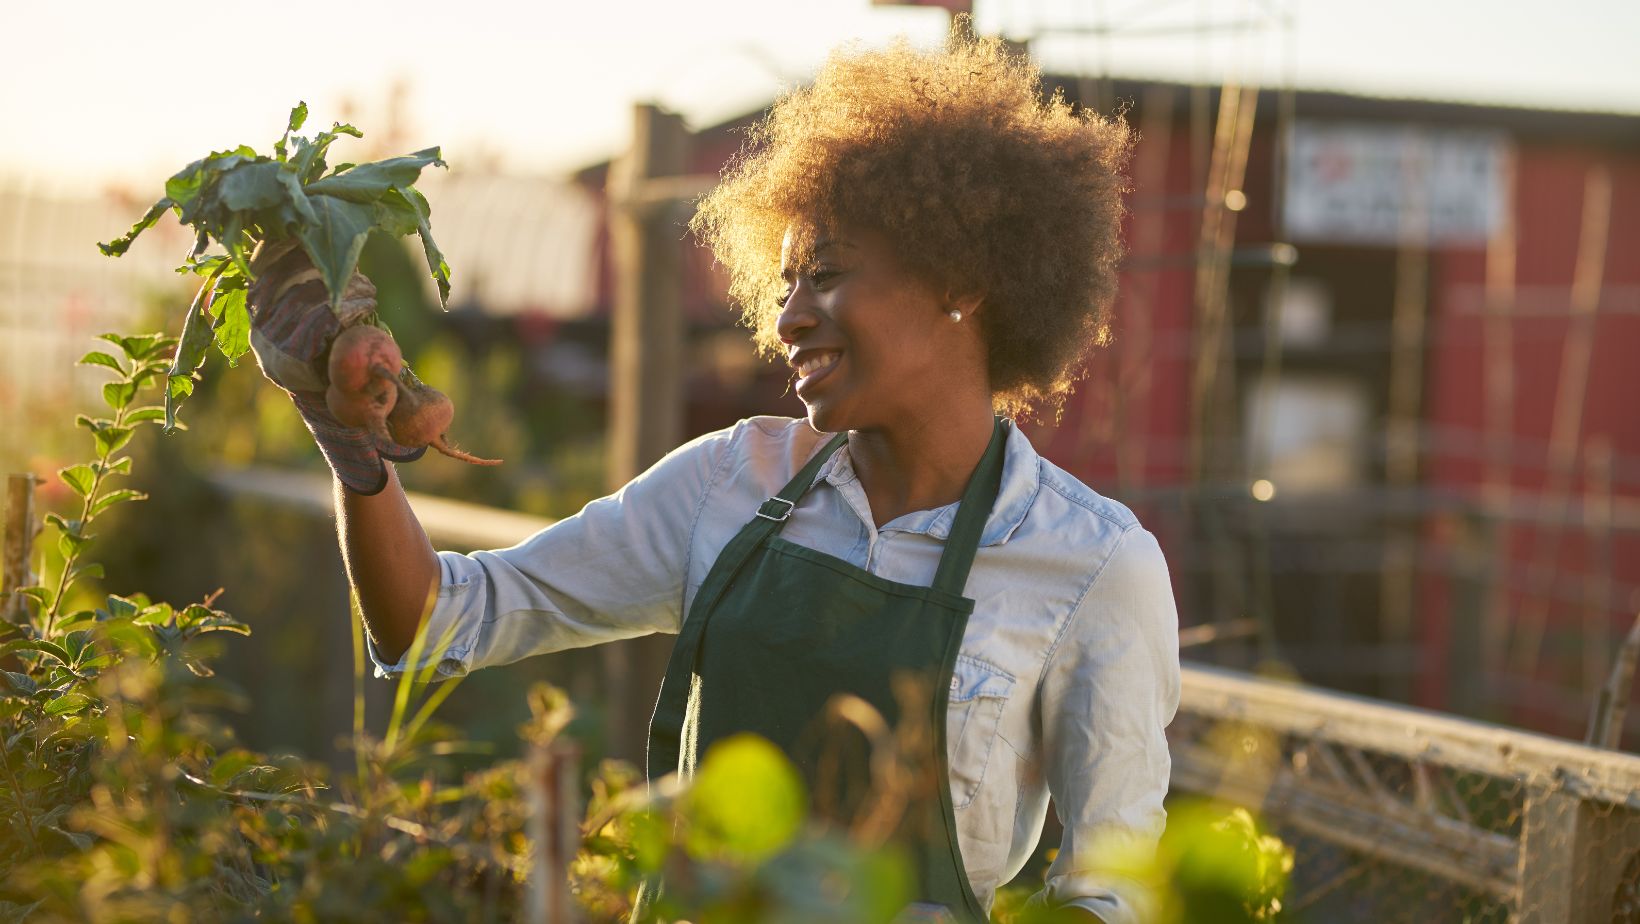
[327,324,402,392]
[324,325,403,428]
[387,368,501,466]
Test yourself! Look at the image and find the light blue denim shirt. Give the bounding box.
[372,416,1181,922]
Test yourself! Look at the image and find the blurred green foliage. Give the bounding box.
[2,330,1294,922]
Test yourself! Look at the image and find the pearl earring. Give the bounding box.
[948,309,963,322]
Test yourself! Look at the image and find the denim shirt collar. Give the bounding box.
[808,419,1040,547]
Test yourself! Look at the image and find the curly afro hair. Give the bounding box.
[690,18,1133,416]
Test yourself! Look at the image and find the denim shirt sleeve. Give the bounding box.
[1028,526,1182,924]
[367,423,738,679]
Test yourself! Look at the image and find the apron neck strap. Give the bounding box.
[763,419,1008,596]
[931,417,1007,596]
[761,431,850,519]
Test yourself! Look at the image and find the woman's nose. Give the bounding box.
[775,288,817,344]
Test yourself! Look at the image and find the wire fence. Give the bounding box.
[1171,662,1640,923]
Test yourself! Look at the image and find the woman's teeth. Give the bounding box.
[797,352,839,378]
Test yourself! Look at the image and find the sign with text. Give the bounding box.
[1283,121,1511,247]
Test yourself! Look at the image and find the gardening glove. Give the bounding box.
[247,240,425,495]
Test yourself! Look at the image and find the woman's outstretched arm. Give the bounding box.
[335,463,440,665]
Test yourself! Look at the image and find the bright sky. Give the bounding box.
[4,0,1637,191]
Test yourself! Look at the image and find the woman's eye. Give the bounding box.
[810,269,839,286]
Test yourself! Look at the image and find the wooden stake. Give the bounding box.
[3,473,38,625]
[1511,165,1612,678]
[526,739,584,924]
[1583,439,1614,699]
[1479,147,1519,690]
[1185,82,1258,643]
[605,104,692,764]
[1380,144,1431,701]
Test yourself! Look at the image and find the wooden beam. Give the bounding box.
[1180,662,1640,807]
[202,466,554,551]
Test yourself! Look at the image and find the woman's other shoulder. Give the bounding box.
[1024,454,1144,544]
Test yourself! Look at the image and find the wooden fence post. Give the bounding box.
[526,739,583,924]
[1517,788,1640,923]
[3,473,38,625]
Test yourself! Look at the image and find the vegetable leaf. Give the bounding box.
[98,200,171,257]
[304,148,444,203]
[276,101,308,160]
[297,196,375,312]
[396,185,451,306]
[211,286,251,364]
[218,161,288,212]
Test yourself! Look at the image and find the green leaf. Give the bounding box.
[291,123,363,183]
[180,254,229,276]
[47,825,94,852]
[102,380,137,411]
[103,596,139,621]
[276,101,309,161]
[93,425,134,458]
[101,457,133,476]
[166,374,195,406]
[681,733,806,863]
[78,351,125,375]
[372,189,421,237]
[304,148,444,203]
[76,414,112,432]
[397,185,451,306]
[126,406,166,425]
[209,749,262,786]
[297,196,375,312]
[1,671,37,696]
[16,585,54,611]
[97,332,167,362]
[46,513,82,537]
[44,693,93,717]
[133,604,173,627]
[192,617,251,637]
[59,464,95,497]
[59,531,92,560]
[164,159,212,213]
[2,639,72,665]
[211,286,250,364]
[90,489,146,517]
[98,199,171,257]
[165,275,216,431]
[277,168,318,230]
[218,160,287,212]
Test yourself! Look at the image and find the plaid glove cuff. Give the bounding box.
[289,390,390,495]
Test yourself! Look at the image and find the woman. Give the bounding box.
[249,21,1178,924]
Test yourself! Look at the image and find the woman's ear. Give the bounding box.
[944,289,985,321]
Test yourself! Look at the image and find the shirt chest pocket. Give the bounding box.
[945,656,1015,811]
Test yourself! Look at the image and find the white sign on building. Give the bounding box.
[1283,121,1512,247]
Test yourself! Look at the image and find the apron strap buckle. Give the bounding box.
[756,496,796,522]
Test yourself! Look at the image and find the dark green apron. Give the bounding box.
[643,418,1008,922]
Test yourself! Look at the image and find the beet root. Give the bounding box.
[325,371,397,428]
[386,370,502,466]
[327,325,403,395]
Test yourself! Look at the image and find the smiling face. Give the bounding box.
[777,220,987,434]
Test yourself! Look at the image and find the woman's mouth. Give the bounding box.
[794,350,841,393]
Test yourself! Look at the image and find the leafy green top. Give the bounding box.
[99,102,451,430]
